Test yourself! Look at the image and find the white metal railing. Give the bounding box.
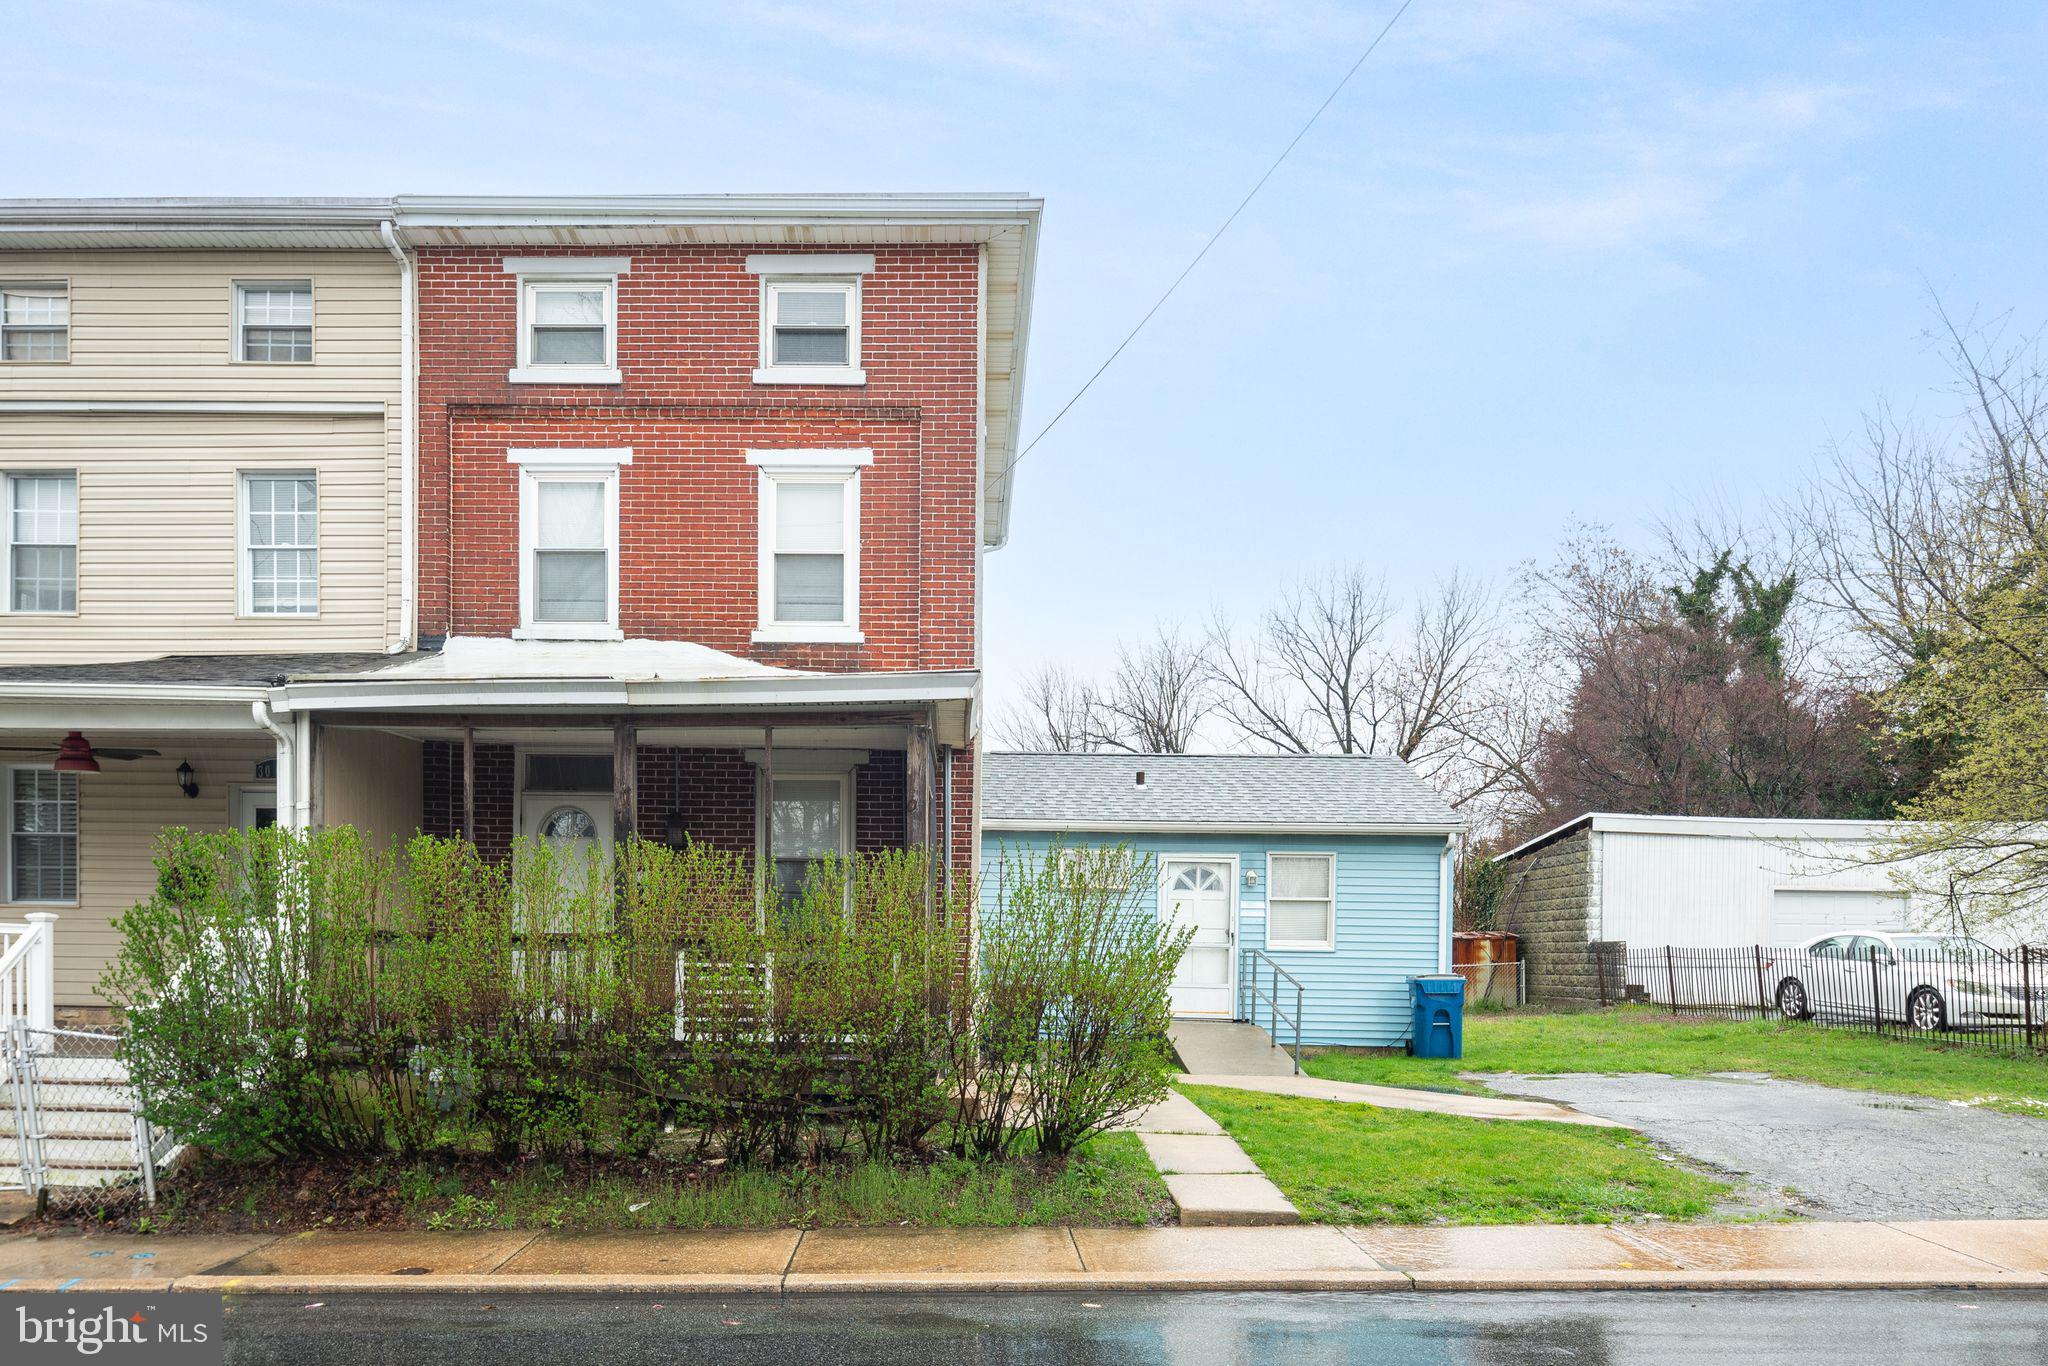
[0,913,56,1041]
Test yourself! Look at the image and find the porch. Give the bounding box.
[0,641,979,1025]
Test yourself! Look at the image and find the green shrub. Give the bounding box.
[106,828,978,1169]
[964,843,1189,1157]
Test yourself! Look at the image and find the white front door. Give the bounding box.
[233,787,278,830]
[1162,858,1235,1017]
[519,794,614,856]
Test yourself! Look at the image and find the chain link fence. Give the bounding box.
[1451,959,1527,1007]
[3,1023,173,1205]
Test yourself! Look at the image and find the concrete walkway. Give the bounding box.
[1127,1090,1300,1226]
[1169,1020,1300,1077]
[1176,1072,1631,1129]
[3,1220,2045,1293]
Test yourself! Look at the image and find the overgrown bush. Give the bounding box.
[107,828,1183,1173]
[962,843,1189,1157]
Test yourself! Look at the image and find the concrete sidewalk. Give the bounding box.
[2,1220,2045,1294]
[1175,1072,1630,1128]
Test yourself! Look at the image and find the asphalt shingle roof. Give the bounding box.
[0,651,412,688]
[983,751,1463,831]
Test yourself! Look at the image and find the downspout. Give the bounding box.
[379,219,417,653]
[251,698,296,832]
[1440,838,1456,973]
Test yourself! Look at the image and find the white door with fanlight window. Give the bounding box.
[1161,858,1236,1017]
[520,794,614,859]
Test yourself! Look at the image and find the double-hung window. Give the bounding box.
[512,448,629,639]
[748,254,871,386]
[1266,853,1337,951]
[6,472,77,613]
[505,257,627,385]
[235,281,313,362]
[0,282,68,361]
[748,449,868,644]
[240,471,318,615]
[8,768,78,904]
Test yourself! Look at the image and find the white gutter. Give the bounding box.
[380,219,417,653]
[0,681,266,703]
[1439,839,1455,973]
[0,401,385,416]
[272,669,982,713]
[250,699,296,832]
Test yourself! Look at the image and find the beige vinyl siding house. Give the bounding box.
[0,249,404,660]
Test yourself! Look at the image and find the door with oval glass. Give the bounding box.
[1161,857,1235,1017]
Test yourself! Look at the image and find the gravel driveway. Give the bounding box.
[1480,1071,2048,1221]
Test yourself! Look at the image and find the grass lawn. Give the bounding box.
[1179,1084,1729,1225]
[80,1134,1174,1235]
[1303,1007,2048,1116]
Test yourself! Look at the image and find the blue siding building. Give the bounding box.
[981,752,1464,1049]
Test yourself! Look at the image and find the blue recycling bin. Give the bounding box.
[1408,975,1465,1059]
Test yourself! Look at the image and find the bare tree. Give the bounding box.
[995,662,1104,752]
[1095,625,1212,754]
[1204,567,1512,808]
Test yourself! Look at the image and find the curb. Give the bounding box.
[3,1268,2043,1295]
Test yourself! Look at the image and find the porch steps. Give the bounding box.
[2,1055,145,1189]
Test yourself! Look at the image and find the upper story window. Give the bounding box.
[1,282,68,362]
[235,281,313,362]
[240,471,319,616]
[5,472,77,614]
[511,447,631,640]
[747,254,872,386]
[504,257,629,386]
[747,448,869,645]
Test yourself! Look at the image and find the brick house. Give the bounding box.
[0,195,1042,1019]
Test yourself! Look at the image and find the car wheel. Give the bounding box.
[1907,987,1948,1032]
[1776,978,1811,1020]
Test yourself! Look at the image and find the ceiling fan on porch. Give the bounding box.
[0,731,160,773]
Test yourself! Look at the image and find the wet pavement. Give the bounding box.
[1482,1071,2048,1220]
[216,1289,2048,1364]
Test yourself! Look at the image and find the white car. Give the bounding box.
[1768,930,2048,1032]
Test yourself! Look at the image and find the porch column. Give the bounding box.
[613,720,638,842]
[905,722,934,853]
[461,723,476,841]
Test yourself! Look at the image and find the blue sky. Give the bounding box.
[10,1,2048,710]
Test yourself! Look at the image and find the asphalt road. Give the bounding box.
[1481,1071,2048,1220]
[219,1290,2048,1364]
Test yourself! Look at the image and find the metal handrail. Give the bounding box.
[1237,947,1304,1074]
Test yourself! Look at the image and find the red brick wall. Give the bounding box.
[634,747,755,854]
[421,740,515,860]
[415,244,980,672]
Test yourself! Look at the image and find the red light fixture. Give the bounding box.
[52,731,101,774]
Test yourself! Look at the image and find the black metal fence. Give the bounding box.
[1611,941,2048,1053]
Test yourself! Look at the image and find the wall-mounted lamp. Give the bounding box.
[1243,867,1260,889]
[664,810,687,846]
[175,761,199,799]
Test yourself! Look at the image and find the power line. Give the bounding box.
[998,0,1418,482]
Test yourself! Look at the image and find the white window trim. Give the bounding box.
[0,279,70,365]
[747,449,868,644]
[1265,851,1338,952]
[4,763,79,908]
[236,469,320,618]
[513,449,629,641]
[753,276,865,387]
[505,258,629,386]
[231,279,314,364]
[2,469,78,617]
